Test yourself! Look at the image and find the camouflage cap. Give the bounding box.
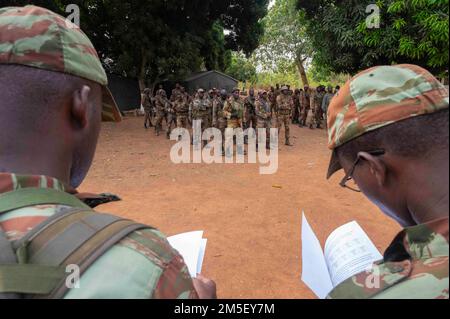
[0,5,122,122]
[327,64,449,179]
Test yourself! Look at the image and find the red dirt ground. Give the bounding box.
[79,117,401,299]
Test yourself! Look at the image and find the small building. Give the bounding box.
[183,70,238,94]
[107,73,141,112]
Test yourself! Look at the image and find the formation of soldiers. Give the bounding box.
[141,83,341,150]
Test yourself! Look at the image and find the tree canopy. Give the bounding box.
[296,0,449,77]
[254,0,312,85]
[6,0,269,89]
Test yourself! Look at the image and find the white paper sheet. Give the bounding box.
[301,213,334,299]
[167,231,207,278]
[324,221,383,287]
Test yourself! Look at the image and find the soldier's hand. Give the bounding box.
[193,275,217,299]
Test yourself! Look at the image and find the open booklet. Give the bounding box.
[301,213,383,299]
[167,231,207,278]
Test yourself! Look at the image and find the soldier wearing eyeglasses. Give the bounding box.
[325,64,449,299]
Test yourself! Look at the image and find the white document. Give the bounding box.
[167,231,207,278]
[301,213,383,299]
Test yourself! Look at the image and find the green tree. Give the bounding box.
[296,0,449,77]
[225,52,257,84]
[6,0,269,90]
[255,0,312,85]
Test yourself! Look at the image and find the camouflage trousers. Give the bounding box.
[225,119,244,156]
[192,115,209,147]
[217,118,228,152]
[277,114,291,142]
[154,110,166,135]
[144,110,153,128]
[166,113,176,137]
[257,118,271,149]
[315,108,324,128]
[176,114,189,129]
[244,114,257,143]
[300,107,310,126]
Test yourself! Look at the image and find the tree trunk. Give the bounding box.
[296,58,309,87]
[138,49,147,92]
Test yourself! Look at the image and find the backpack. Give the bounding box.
[0,187,148,299]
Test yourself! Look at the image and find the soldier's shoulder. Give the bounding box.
[328,257,449,299]
[118,227,180,268]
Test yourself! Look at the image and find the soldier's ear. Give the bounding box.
[71,85,91,129]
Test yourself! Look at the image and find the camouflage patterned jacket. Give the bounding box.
[276,94,293,115]
[223,97,244,121]
[0,173,198,299]
[328,218,449,299]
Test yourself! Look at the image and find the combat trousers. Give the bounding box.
[244,113,257,144]
[177,114,189,129]
[257,118,271,149]
[193,115,209,147]
[166,113,176,138]
[154,111,166,136]
[315,108,324,128]
[217,118,228,154]
[144,110,153,128]
[300,107,309,126]
[277,114,291,143]
[226,119,244,156]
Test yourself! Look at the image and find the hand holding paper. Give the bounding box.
[167,231,207,278]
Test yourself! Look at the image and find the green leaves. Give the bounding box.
[297,0,448,76]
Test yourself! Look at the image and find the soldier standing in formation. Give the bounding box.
[255,90,272,151]
[292,89,301,124]
[299,85,311,127]
[154,89,169,136]
[276,86,294,146]
[313,85,326,129]
[191,89,211,147]
[321,85,335,130]
[142,88,154,129]
[244,88,257,144]
[212,89,229,155]
[223,88,245,156]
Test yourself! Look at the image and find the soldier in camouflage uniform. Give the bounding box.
[255,91,272,151]
[276,86,294,146]
[326,64,449,299]
[244,88,257,144]
[223,88,245,156]
[313,85,326,129]
[174,93,190,130]
[142,88,154,129]
[299,85,311,127]
[154,90,170,137]
[321,85,335,130]
[212,89,229,155]
[191,89,210,147]
[0,5,216,299]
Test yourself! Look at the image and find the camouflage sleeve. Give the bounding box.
[122,229,199,299]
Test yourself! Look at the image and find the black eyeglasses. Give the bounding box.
[339,149,386,192]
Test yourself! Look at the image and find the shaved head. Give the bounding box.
[0,64,103,188]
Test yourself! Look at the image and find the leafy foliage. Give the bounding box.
[6,0,269,88]
[254,0,312,85]
[296,0,449,76]
[225,52,257,84]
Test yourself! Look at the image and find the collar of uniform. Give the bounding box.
[0,173,69,194]
[384,217,449,262]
